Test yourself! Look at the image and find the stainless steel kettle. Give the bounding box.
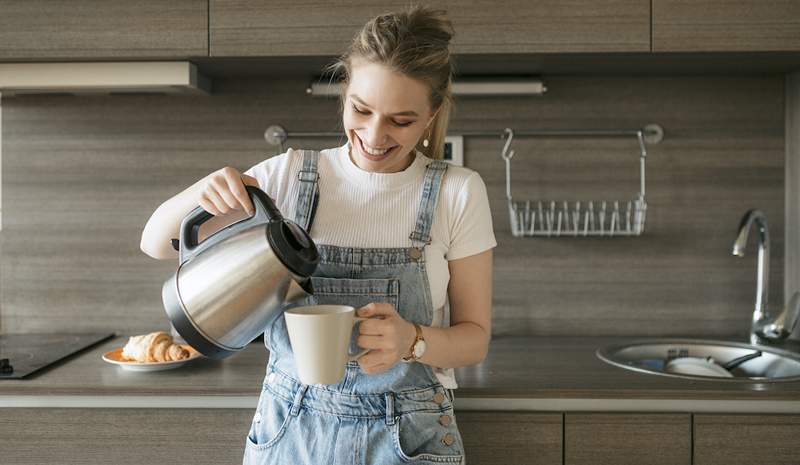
[162,185,319,359]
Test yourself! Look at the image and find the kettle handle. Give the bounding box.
[178,185,283,263]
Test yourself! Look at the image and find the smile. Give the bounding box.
[355,133,398,160]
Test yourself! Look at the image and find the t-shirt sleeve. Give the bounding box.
[446,171,497,261]
[243,150,292,200]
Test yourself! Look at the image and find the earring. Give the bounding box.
[422,138,429,148]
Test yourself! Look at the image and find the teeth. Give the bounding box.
[361,138,393,156]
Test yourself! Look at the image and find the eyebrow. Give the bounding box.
[349,95,419,117]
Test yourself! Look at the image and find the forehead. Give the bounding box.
[347,60,431,113]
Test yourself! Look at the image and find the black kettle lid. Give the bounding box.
[265,219,320,277]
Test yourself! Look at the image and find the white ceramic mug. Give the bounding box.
[284,304,370,385]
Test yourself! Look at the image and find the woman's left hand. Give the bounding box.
[355,303,417,374]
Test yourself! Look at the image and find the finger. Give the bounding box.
[356,334,385,350]
[358,318,387,336]
[226,175,255,215]
[210,177,241,211]
[357,350,385,369]
[357,302,396,318]
[204,187,230,215]
[199,192,222,216]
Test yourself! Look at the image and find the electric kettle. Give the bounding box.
[162,185,319,359]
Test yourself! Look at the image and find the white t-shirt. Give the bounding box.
[245,142,496,388]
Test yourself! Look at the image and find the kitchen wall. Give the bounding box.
[0,74,785,338]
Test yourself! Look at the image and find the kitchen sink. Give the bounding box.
[596,339,800,382]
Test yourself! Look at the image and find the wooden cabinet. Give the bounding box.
[0,408,251,465]
[564,413,692,465]
[653,0,800,52]
[209,0,651,57]
[458,412,563,465]
[694,414,800,465]
[0,0,208,61]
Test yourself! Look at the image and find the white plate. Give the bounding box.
[102,346,202,372]
[664,357,734,378]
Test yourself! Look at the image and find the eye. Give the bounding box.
[352,104,370,115]
[392,120,414,127]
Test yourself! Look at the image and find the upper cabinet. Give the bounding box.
[0,0,208,61]
[209,0,652,57]
[653,0,800,52]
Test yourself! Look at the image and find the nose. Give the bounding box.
[362,118,390,147]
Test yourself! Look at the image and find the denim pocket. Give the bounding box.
[392,409,464,463]
[245,389,293,452]
[308,276,400,309]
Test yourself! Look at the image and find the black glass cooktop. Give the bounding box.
[0,332,115,379]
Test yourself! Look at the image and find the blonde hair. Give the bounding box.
[328,6,455,160]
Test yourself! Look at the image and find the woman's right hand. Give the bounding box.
[199,167,260,216]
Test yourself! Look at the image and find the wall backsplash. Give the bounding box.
[0,74,785,338]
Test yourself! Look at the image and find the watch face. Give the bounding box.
[413,339,427,358]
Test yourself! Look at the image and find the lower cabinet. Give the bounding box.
[458,412,563,465]
[2,408,797,464]
[564,413,691,465]
[693,414,800,465]
[0,408,252,465]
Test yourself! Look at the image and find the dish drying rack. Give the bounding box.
[500,124,663,237]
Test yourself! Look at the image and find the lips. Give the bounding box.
[355,133,398,161]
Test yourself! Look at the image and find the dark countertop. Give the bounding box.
[1,335,800,405]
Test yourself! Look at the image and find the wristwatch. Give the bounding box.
[402,322,427,363]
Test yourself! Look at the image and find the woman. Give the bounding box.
[140,7,495,464]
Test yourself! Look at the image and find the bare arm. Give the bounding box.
[417,248,493,368]
[139,167,259,260]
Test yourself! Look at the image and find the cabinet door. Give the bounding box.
[210,0,651,57]
[653,0,800,52]
[694,414,800,465]
[0,0,208,61]
[457,412,562,465]
[0,408,252,465]
[565,413,691,465]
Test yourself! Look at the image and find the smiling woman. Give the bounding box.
[140,6,495,465]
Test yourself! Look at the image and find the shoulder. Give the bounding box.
[437,163,487,204]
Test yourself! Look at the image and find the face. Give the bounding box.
[343,59,435,173]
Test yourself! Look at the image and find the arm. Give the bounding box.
[356,248,493,372]
[139,168,258,260]
[414,248,493,368]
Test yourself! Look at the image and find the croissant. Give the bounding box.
[121,331,191,362]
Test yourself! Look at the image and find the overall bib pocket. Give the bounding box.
[246,389,294,452]
[307,276,400,309]
[392,408,464,464]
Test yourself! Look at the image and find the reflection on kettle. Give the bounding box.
[162,186,319,359]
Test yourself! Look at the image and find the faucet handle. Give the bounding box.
[759,292,800,340]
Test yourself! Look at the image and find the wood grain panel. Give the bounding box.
[565,413,691,465]
[210,0,650,56]
[458,411,562,465]
[0,75,785,338]
[0,0,208,61]
[0,408,251,464]
[694,414,800,465]
[653,0,800,52]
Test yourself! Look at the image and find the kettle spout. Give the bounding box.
[284,277,313,304]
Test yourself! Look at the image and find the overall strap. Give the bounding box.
[409,160,449,249]
[293,150,320,232]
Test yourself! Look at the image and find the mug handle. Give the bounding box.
[348,316,371,362]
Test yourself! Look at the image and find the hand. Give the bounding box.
[355,303,418,374]
[199,166,260,216]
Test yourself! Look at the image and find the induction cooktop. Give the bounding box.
[0,332,115,379]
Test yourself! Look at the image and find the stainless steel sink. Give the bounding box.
[596,339,800,382]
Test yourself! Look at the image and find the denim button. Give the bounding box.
[439,414,451,426]
[409,248,423,260]
[432,392,445,404]
[442,433,455,446]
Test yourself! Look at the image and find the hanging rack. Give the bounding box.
[263,123,664,237]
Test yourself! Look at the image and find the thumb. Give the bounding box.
[241,174,260,188]
[357,303,393,318]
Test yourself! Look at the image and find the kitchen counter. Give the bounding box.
[2,335,799,412]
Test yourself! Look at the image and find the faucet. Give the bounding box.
[732,209,800,344]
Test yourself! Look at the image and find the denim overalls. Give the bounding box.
[243,150,465,465]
